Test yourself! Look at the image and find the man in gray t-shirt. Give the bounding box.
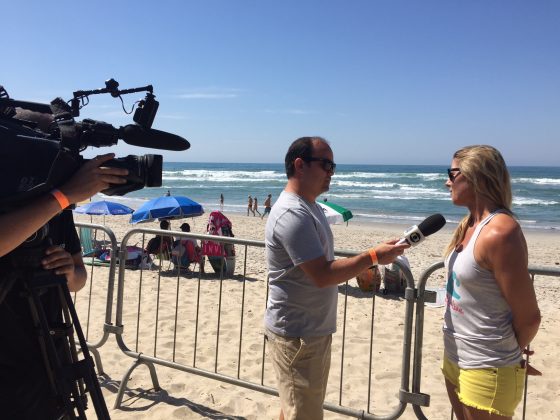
[264,137,408,420]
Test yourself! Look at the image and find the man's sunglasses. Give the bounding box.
[303,157,337,173]
[447,167,461,182]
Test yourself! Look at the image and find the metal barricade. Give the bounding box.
[111,228,430,419]
[74,222,119,375]
[411,262,560,420]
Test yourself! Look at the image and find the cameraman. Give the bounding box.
[0,152,128,419]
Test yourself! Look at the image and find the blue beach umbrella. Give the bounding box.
[130,195,204,224]
[74,200,134,216]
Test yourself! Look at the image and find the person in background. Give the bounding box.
[146,219,174,256]
[171,222,204,273]
[253,196,261,217]
[261,193,272,219]
[264,136,409,420]
[247,195,254,216]
[220,193,224,211]
[442,145,541,420]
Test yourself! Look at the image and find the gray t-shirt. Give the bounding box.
[264,191,336,337]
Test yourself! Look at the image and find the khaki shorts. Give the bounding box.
[266,330,332,420]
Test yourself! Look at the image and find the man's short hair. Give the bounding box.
[160,220,170,229]
[285,136,328,178]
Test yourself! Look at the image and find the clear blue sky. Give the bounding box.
[3,1,559,165]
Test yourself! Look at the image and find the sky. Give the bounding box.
[3,1,559,166]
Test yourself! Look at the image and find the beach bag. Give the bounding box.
[382,255,410,295]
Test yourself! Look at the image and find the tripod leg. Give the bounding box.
[60,283,111,420]
[27,280,88,419]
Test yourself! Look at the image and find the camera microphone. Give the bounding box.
[396,213,446,246]
[120,124,190,151]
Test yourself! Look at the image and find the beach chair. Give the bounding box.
[171,240,204,274]
[79,227,97,258]
[79,227,112,267]
[147,235,173,270]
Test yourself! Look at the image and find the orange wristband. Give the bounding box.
[368,248,378,265]
[50,189,70,210]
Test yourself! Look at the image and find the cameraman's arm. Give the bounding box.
[0,154,127,257]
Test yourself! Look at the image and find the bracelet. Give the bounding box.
[50,189,70,210]
[368,248,378,265]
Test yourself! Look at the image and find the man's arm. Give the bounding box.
[299,240,409,288]
[0,154,128,257]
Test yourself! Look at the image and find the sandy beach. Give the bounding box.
[72,212,560,419]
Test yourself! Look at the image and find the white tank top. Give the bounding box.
[443,211,522,368]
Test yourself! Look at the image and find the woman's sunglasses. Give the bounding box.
[447,167,461,182]
[304,157,337,173]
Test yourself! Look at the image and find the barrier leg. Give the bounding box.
[114,359,161,409]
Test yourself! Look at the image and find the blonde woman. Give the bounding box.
[442,145,541,419]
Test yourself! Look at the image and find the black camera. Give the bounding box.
[0,79,190,212]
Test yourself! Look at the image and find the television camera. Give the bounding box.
[0,78,190,212]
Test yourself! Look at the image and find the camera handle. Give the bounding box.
[24,272,110,419]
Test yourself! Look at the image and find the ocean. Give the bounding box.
[103,163,560,231]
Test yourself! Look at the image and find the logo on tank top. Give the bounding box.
[445,271,464,314]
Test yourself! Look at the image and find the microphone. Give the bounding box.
[397,213,446,246]
[120,124,190,151]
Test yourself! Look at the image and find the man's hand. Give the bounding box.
[42,245,75,277]
[374,239,410,265]
[60,153,129,204]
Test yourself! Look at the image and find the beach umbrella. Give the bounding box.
[74,200,134,225]
[130,195,204,224]
[317,201,353,225]
[74,200,134,216]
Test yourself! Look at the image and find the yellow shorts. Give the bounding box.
[266,330,331,420]
[441,356,526,417]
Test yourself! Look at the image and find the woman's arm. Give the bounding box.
[477,215,541,349]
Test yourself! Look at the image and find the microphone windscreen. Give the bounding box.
[417,213,446,237]
[121,124,190,151]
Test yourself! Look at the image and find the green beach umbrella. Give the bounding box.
[317,201,353,225]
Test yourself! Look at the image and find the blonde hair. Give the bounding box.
[444,145,513,256]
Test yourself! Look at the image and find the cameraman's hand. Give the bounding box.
[374,239,410,265]
[60,153,128,204]
[42,246,87,291]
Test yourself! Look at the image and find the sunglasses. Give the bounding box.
[447,167,461,182]
[304,157,337,173]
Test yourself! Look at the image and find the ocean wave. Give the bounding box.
[513,177,560,186]
[330,180,399,188]
[162,169,285,181]
[335,172,443,181]
[512,197,558,206]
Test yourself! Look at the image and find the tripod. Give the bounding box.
[22,271,110,419]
